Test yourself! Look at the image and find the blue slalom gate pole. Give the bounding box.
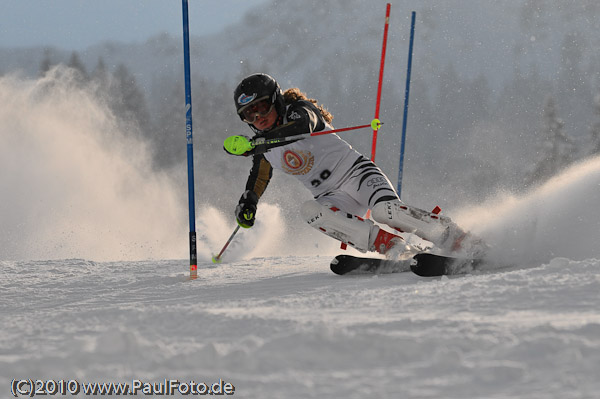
[397,11,416,198]
[182,0,197,279]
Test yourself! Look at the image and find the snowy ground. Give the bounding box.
[2,255,599,398]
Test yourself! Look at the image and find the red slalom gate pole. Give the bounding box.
[363,3,391,223]
[370,3,391,162]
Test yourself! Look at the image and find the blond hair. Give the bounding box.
[283,88,333,124]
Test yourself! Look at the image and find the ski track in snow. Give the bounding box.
[2,256,600,398]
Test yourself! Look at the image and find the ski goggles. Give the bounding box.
[238,97,274,124]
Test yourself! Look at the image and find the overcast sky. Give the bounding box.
[1,0,269,50]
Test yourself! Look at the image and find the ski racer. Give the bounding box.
[225,73,484,258]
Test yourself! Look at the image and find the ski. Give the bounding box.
[411,253,483,277]
[330,254,412,275]
[330,253,484,277]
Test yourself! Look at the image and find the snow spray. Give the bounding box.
[0,68,188,261]
[454,156,600,264]
[195,203,342,263]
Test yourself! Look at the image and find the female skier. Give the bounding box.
[225,73,480,257]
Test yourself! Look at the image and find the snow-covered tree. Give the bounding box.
[67,51,88,81]
[524,96,576,187]
[109,63,151,135]
[39,48,54,77]
[91,57,108,84]
[590,94,600,156]
[152,79,185,169]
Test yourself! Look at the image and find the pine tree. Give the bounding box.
[67,51,88,81]
[110,63,152,135]
[590,94,600,156]
[39,48,55,76]
[152,79,185,169]
[91,57,108,83]
[524,96,576,187]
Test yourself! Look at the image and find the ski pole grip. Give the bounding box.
[223,135,254,155]
[371,119,382,130]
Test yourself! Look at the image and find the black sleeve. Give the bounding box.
[244,153,273,200]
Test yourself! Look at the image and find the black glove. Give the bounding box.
[235,190,258,228]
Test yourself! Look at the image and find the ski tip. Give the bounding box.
[330,255,390,275]
[329,255,345,275]
[411,253,448,277]
[330,255,363,275]
[411,253,481,277]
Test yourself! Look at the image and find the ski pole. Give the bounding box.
[224,119,382,155]
[261,119,382,145]
[212,225,241,263]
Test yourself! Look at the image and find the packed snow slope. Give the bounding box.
[2,257,600,398]
[2,61,600,399]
